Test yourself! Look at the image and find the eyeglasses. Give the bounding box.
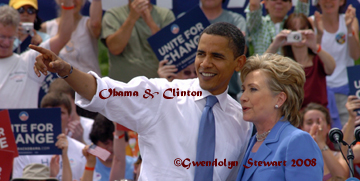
[183,70,197,76]
[0,34,16,42]
[17,6,36,15]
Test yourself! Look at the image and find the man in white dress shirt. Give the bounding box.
[31,22,252,180]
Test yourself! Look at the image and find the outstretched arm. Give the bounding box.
[49,0,74,55]
[55,133,73,181]
[87,0,103,38]
[345,5,360,60]
[109,128,126,180]
[30,45,97,101]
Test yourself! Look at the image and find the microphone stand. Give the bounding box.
[341,140,360,181]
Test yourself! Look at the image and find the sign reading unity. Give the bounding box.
[9,108,62,155]
[347,65,360,116]
[0,110,18,157]
[147,6,210,72]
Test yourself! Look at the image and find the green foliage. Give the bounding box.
[98,39,109,76]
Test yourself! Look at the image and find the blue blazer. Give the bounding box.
[236,120,324,181]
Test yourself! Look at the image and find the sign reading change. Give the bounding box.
[148,6,210,72]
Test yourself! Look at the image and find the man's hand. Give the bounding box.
[67,120,85,144]
[249,0,262,11]
[50,155,60,177]
[31,30,43,46]
[157,60,177,82]
[82,145,97,167]
[29,44,71,77]
[345,95,360,119]
[55,133,69,153]
[299,29,318,52]
[129,0,149,21]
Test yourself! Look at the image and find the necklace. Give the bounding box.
[256,130,271,142]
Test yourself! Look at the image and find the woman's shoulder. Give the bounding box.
[281,123,313,141]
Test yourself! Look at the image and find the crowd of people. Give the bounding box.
[1,0,360,180]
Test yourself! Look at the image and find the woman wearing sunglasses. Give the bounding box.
[9,0,50,54]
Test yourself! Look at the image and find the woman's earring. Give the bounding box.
[275,105,279,109]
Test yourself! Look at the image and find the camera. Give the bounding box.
[287,31,302,43]
[21,22,34,36]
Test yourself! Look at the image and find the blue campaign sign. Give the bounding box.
[9,108,62,155]
[147,6,210,72]
[347,65,360,116]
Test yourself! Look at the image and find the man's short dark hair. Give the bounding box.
[49,78,75,100]
[200,22,245,58]
[40,92,72,115]
[90,114,114,144]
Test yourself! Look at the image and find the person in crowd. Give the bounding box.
[236,53,323,180]
[266,13,335,110]
[12,92,86,180]
[81,144,96,181]
[9,0,50,54]
[0,1,73,109]
[310,1,360,127]
[157,60,197,81]
[12,133,72,181]
[49,78,95,145]
[88,114,116,181]
[246,0,309,55]
[81,115,134,181]
[300,103,350,180]
[110,122,127,181]
[101,0,175,83]
[31,22,252,180]
[41,0,102,75]
[343,95,360,178]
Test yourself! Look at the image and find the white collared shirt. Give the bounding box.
[75,72,252,181]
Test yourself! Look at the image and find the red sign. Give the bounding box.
[0,110,18,157]
[0,149,15,181]
[116,123,131,131]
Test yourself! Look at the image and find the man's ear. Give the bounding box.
[276,92,287,108]
[235,55,246,72]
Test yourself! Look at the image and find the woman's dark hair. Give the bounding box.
[282,13,315,60]
[34,12,42,30]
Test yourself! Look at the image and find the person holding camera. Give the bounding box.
[9,0,50,54]
[300,102,350,181]
[9,0,49,53]
[310,1,360,128]
[266,13,335,110]
[246,0,310,55]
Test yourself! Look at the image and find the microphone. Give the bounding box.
[354,127,360,142]
[329,128,344,144]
